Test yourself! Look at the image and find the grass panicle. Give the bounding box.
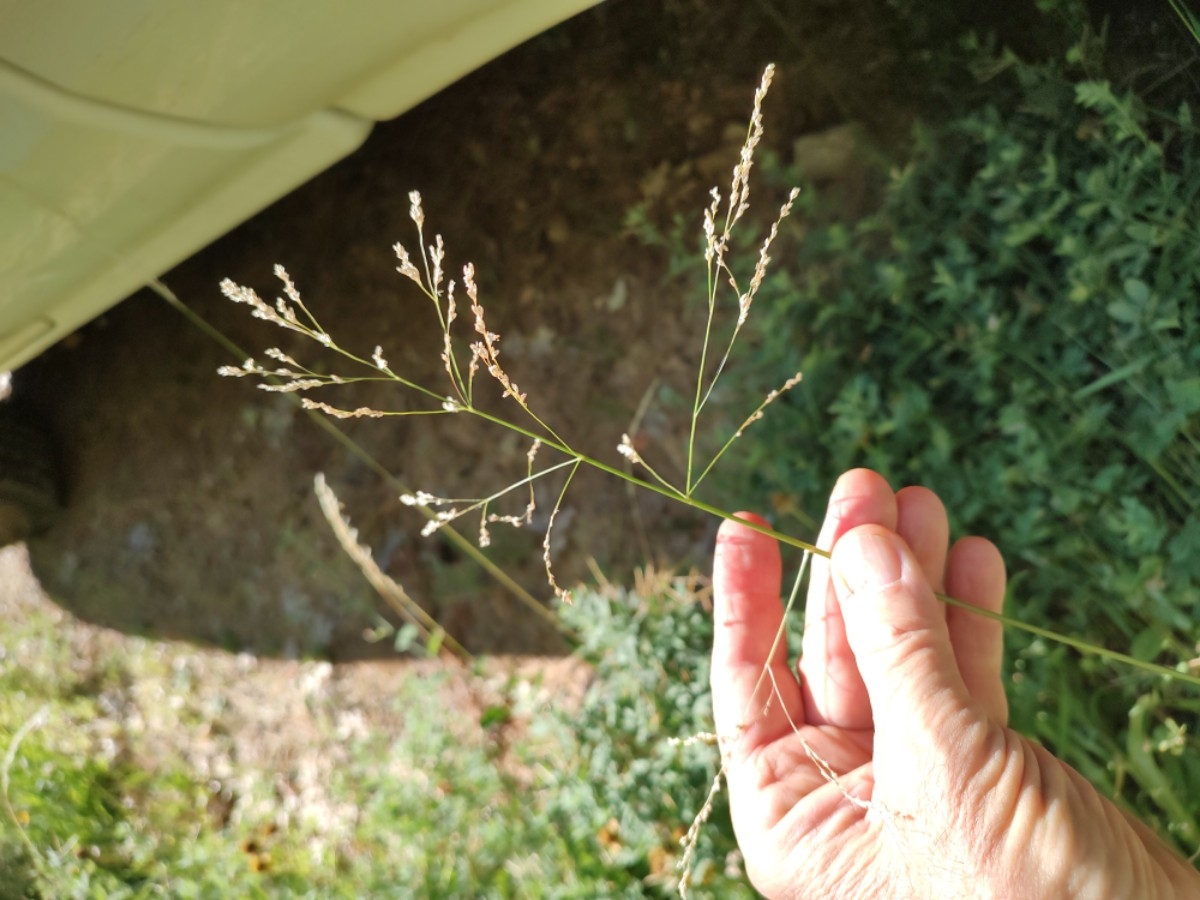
[218,65,1200,689]
[217,62,1200,893]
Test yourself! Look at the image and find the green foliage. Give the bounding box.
[720,54,1200,852]
[0,576,742,898]
[545,576,750,897]
[0,690,301,896]
[1,733,272,899]
[341,575,749,898]
[338,673,578,898]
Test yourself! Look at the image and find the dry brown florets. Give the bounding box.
[740,187,801,326]
[394,241,422,284]
[542,507,572,605]
[617,433,644,466]
[429,234,445,296]
[257,379,328,393]
[734,372,803,438]
[464,263,527,403]
[300,399,385,419]
[371,346,390,372]
[728,63,774,230]
[407,190,425,231]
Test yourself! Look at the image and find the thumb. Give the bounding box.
[831,525,977,756]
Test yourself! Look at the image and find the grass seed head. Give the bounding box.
[408,190,425,231]
[399,491,438,507]
[394,242,422,284]
[617,433,644,466]
[258,379,327,393]
[429,235,445,295]
[274,264,302,308]
[264,348,301,367]
[728,63,775,228]
[300,399,385,419]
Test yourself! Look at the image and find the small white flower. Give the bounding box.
[257,379,325,393]
[617,433,642,464]
[264,348,300,366]
[400,491,437,507]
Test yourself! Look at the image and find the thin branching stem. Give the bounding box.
[511,397,570,450]
[692,373,802,493]
[691,432,741,495]
[328,341,446,403]
[619,435,683,495]
[696,322,741,413]
[470,401,1200,687]
[686,264,721,495]
[934,591,1200,686]
[744,553,811,723]
[415,457,579,521]
[152,278,569,639]
[543,459,582,602]
[633,457,680,494]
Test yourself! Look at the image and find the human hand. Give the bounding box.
[711,468,1200,899]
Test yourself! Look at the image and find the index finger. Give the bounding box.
[711,513,804,763]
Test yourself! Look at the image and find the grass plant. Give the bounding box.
[214,58,1200,885]
[217,65,1200,689]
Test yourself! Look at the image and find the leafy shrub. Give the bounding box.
[719,54,1200,852]
[544,573,750,898]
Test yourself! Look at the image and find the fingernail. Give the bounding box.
[833,531,903,595]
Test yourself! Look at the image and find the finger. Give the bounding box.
[895,486,949,594]
[800,469,897,728]
[711,513,803,764]
[945,536,1008,724]
[831,525,975,768]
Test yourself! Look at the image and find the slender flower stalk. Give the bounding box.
[686,66,799,496]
